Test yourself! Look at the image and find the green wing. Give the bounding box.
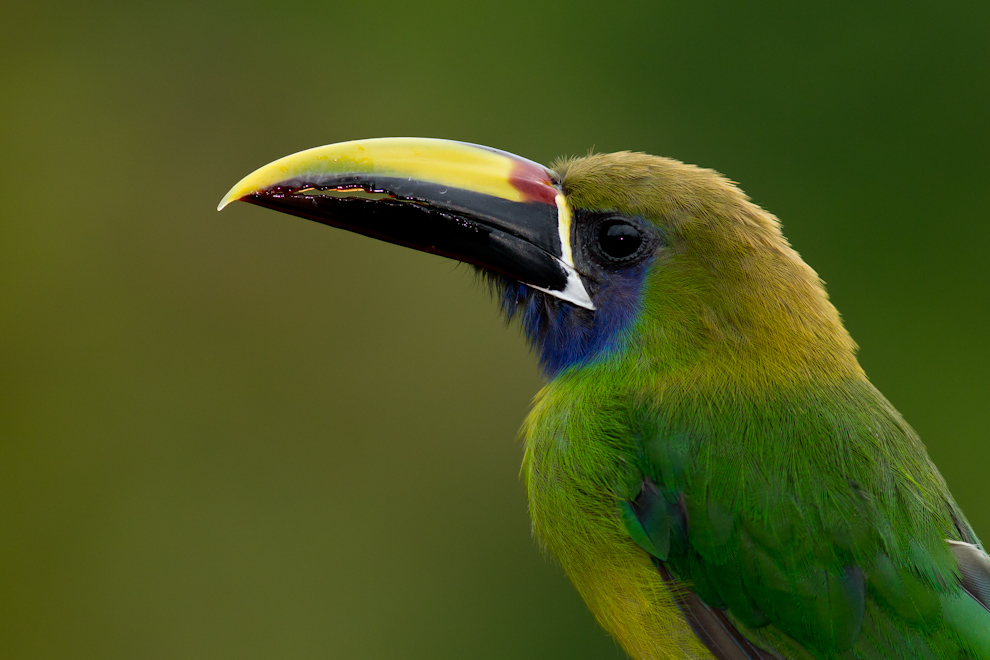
[620,381,990,659]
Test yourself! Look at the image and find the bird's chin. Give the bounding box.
[472,269,596,375]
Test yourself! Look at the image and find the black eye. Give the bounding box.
[597,220,643,261]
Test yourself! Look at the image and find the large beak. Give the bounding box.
[218,137,594,310]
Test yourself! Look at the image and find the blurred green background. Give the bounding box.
[2,2,989,658]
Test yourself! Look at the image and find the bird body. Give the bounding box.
[524,369,977,659]
[220,139,990,659]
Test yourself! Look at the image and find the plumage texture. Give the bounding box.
[495,152,989,659]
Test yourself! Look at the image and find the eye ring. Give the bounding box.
[595,218,645,262]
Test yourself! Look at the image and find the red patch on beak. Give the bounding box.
[509,160,559,205]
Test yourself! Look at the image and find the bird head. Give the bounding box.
[220,138,860,384]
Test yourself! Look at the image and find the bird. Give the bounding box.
[219,137,990,659]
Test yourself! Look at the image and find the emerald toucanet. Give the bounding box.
[219,138,990,659]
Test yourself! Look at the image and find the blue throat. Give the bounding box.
[493,263,649,377]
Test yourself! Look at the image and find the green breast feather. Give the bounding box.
[525,373,989,660]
